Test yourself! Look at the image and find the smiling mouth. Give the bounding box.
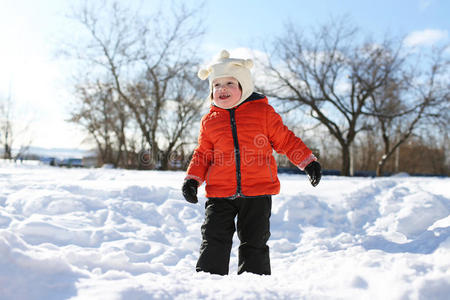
[219,94,230,100]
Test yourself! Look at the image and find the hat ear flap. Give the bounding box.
[198,68,210,80]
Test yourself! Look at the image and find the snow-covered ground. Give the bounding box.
[0,161,449,300]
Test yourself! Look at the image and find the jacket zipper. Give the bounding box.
[229,109,243,198]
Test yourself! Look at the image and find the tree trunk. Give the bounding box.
[376,155,387,176]
[341,145,351,176]
[160,152,170,170]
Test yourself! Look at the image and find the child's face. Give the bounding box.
[212,77,242,109]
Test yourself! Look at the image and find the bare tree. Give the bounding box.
[258,19,403,175]
[63,0,206,169]
[368,45,450,176]
[399,135,449,175]
[157,71,206,169]
[354,128,380,172]
[69,80,131,167]
[0,89,33,161]
[0,92,13,159]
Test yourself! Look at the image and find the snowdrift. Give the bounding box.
[0,161,449,299]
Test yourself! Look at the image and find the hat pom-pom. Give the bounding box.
[244,59,253,69]
[220,50,230,59]
[198,68,210,80]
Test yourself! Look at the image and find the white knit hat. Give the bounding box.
[197,50,254,108]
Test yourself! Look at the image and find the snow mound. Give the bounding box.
[0,162,449,299]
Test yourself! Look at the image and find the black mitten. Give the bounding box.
[304,161,322,187]
[182,179,199,203]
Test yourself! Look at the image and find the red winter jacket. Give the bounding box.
[186,93,316,198]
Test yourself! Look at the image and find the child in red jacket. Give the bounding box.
[182,50,321,275]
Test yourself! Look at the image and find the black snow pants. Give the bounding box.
[196,195,272,275]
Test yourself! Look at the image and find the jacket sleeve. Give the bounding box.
[185,117,213,184]
[266,105,317,170]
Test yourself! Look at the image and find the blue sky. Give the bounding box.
[0,0,448,150]
[198,0,449,53]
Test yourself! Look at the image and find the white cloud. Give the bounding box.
[404,29,448,47]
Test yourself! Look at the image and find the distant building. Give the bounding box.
[59,158,83,168]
